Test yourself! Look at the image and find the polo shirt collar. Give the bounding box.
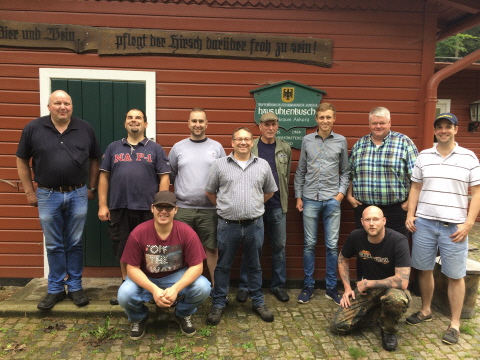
[122,137,149,146]
[42,115,79,132]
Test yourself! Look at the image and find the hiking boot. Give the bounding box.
[271,287,289,302]
[130,313,149,340]
[207,306,224,326]
[325,288,341,306]
[252,304,274,322]
[236,289,248,303]
[174,313,196,336]
[67,289,90,307]
[405,311,432,325]
[442,326,459,345]
[37,291,67,310]
[297,287,314,304]
[381,329,398,351]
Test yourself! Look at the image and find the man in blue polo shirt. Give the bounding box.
[98,109,170,305]
[16,90,102,310]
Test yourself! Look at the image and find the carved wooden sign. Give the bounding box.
[0,20,332,67]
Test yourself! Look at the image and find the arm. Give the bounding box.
[296,198,303,212]
[357,267,410,293]
[450,184,480,243]
[88,157,100,200]
[346,181,362,208]
[405,181,422,232]
[16,157,37,207]
[264,192,274,203]
[336,138,350,202]
[98,171,110,221]
[205,191,217,206]
[337,252,355,308]
[158,173,170,191]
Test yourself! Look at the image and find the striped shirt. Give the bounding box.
[205,153,278,220]
[294,131,350,200]
[349,131,418,205]
[412,144,480,223]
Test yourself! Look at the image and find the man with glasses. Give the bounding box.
[118,191,211,340]
[205,127,278,325]
[98,109,170,305]
[332,206,411,352]
[294,103,350,305]
[236,112,292,303]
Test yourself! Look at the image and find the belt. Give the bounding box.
[37,183,85,192]
[219,216,259,226]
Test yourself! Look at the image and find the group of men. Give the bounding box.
[16,90,480,350]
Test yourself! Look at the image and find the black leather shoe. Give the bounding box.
[381,329,397,352]
[271,287,289,302]
[37,291,67,310]
[236,289,248,303]
[67,289,90,307]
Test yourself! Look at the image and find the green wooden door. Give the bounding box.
[51,79,146,266]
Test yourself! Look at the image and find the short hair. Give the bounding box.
[369,107,390,121]
[232,126,253,140]
[191,107,206,113]
[125,109,147,122]
[316,103,336,117]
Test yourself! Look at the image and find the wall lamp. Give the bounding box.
[469,100,480,132]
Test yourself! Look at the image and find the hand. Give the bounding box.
[98,205,110,221]
[356,279,368,295]
[26,192,38,207]
[340,289,355,308]
[296,198,303,212]
[334,193,345,202]
[405,215,417,233]
[87,189,96,200]
[153,287,178,308]
[450,222,472,243]
[346,195,362,208]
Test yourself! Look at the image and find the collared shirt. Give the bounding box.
[349,131,418,205]
[205,153,278,220]
[412,143,480,223]
[294,131,350,201]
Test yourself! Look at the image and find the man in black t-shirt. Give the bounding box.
[331,206,411,352]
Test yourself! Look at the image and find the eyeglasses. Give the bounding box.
[154,205,175,212]
[233,137,253,142]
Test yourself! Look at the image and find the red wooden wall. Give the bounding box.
[0,0,435,279]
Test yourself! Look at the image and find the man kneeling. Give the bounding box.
[331,206,411,352]
[118,191,211,340]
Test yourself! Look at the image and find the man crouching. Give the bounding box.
[331,206,411,352]
[118,191,211,340]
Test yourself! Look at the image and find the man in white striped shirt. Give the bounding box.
[405,112,480,345]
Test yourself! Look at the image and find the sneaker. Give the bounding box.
[325,288,341,306]
[206,306,224,326]
[297,287,314,304]
[130,313,149,340]
[271,287,289,302]
[405,311,432,325]
[252,304,274,322]
[174,313,196,336]
[37,291,67,310]
[67,289,90,307]
[442,326,459,345]
[381,329,398,351]
[236,289,248,303]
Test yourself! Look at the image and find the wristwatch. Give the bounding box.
[89,187,97,194]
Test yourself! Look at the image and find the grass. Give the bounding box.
[164,345,190,359]
[241,342,254,349]
[88,317,124,340]
[460,323,475,335]
[348,347,367,359]
[198,326,213,337]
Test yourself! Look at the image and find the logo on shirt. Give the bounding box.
[358,250,389,264]
[114,153,153,163]
[145,244,183,273]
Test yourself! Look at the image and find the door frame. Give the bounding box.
[38,68,156,277]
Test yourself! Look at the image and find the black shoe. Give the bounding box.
[110,294,119,305]
[236,289,248,303]
[271,287,289,302]
[381,329,397,351]
[442,326,459,345]
[130,313,149,340]
[174,313,196,336]
[67,289,90,307]
[207,306,224,325]
[37,291,67,310]
[252,304,274,322]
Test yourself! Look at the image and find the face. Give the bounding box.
[231,129,253,156]
[188,111,207,139]
[434,119,457,144]
[124,110,147,135]
[361,207,386,238]
[369,115,391,140]
[151,203,177,226]
[316,110,335,133]
[259,120,279,141]
[48,90,73,123]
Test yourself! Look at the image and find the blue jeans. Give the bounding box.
[212,217,265,308]
[118,269,211,322]
[239,207,286,290]
[37,186,88,293]
[302,197,341,289]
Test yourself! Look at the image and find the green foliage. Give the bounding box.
[165,345,190,359]
[436,26,480,58]
[460,323,475,335]
[198,326,213,337]
[348,346,367,359]
[241,342,254,349]
[88,317,124,340]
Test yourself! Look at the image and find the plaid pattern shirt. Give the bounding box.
[349,131,418,205]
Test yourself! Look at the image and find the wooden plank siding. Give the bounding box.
[0,0,432,280]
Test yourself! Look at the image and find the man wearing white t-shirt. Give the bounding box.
[405,112,480,345]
